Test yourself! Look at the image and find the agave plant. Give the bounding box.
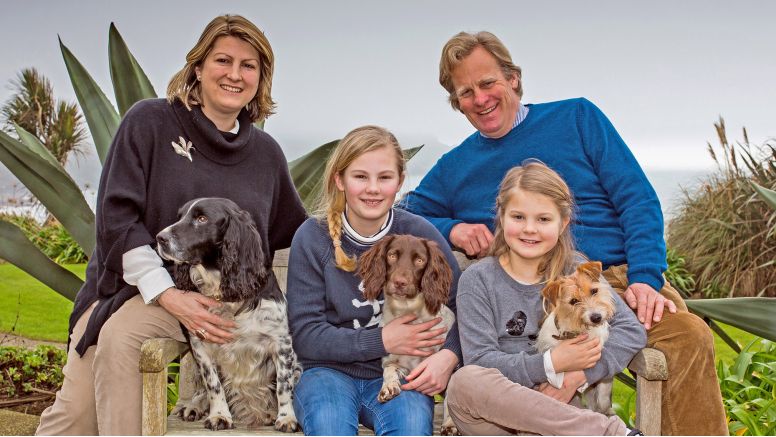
[0,23,421,301]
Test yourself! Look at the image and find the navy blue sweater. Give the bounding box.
[286,209,462,379]
[405,98,667,291]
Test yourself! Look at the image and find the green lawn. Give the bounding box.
[0,263,84,342]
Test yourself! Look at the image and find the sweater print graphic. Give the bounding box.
[352,280,383,329]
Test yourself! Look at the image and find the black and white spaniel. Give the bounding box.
[156,197,300,432]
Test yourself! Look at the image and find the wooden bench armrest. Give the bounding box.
[627,347,668,381]
[140,338,189,373]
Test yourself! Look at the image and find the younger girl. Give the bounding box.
[446,161,647,436]
[286,126,462,436]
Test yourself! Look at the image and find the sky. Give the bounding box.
[1,1,775,206]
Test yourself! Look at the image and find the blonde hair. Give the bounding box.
[315,126,406,271]
[489,161,575,282]
[439,31,523,112]
[167,14,275,122]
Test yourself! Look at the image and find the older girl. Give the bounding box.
[446,161,646,436]
[36,15,305,435]
[286,126,462,435]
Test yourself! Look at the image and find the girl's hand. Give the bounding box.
[537,370,587,403]
[157,287,237,344]
[400,349,459,396]
[550,333,601,372]
[382,314,446,356]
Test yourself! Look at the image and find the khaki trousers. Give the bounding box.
[603,264,728,436]
[446,365,628,435]
[36,295,186,436]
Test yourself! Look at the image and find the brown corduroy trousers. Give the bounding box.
[603,264,728,436]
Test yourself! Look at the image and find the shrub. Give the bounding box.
[717,338,776,436]
[0,345,66,397]
[0,213,86,264]
[664,248,696,296]
[667,119,776,298]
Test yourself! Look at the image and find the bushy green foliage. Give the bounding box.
[0,345,66,397]
[667,119,776,298]
[167,362,180,415]
[0,214,86,264]
[717,338,776,436]
[664,248,696,296]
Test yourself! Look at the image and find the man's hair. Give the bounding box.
[439,31,523,111]
[167,14,276,122]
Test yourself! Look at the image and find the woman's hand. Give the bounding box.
[400,349,459,396]
[550,333,602,372]
[537,370,587,404]
[382,314,446,356]
[157,287,236,344]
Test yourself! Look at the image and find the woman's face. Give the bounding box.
[195,35,260,129]
[335,147,404,236]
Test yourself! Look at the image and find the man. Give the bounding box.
[405,31,727,436]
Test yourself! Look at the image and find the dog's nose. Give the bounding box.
[392,277,408,289]
[156,232,170,246]
[590,313,602,324]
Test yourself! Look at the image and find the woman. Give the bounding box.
[286,125,462,435]
[36,14,305,435]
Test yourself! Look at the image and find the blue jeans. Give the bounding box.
[293,367,435,436]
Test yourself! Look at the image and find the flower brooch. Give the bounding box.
[171,136,195,162]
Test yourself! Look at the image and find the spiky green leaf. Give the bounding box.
[0,130,95,253]
[13,123,59,167]
[59,36,120,164]
[752,182,776,211]
[289,140,339,212]
[403,145,423,161]
[0,220,83,301]
[108,23,157,116]
[686,298,776,342]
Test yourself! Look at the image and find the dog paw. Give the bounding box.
[204,414,234,431]
[377,383,401,403]
[175,405,208,422]
[274,416,300,433]
[440,424,460,436]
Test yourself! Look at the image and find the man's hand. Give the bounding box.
[400,349,459,396]
[623,282,677,330]
[537,370,587,404]
[449,223,494,258]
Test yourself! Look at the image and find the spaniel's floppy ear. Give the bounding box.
[420,239,452,315]
[541,280,564,310]
[172,263,198,293]
[220,207,267,297]
[576,261,603,283]
[358,235,394,301]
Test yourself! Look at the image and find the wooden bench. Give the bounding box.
[140,250,668,435]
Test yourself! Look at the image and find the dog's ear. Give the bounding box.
[358,235,393,301]
[172,263,198,292]
[421,239,452,315]
[220,208,267,297]
[576,261,603,282]
[541,280,563,308]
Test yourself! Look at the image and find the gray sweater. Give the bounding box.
[457,257,647,387]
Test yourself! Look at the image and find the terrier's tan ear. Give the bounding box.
[541,280,563,307]
[576,261,603,282]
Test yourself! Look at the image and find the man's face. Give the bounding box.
[451,46,520,139]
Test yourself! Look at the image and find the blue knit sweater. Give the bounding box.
[286,208,462,380]
[405,98,666,291]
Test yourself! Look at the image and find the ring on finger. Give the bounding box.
[195,328,206,340]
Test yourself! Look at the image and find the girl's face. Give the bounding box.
[501,188,569,267]
[335,146,404,236]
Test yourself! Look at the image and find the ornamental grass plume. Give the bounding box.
[667,118,776,298]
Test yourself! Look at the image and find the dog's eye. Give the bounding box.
[590,288,598,295]
[387,253,397,260]
[196,215,208,224]
[415,258,425,265]
[569,298,580,305]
